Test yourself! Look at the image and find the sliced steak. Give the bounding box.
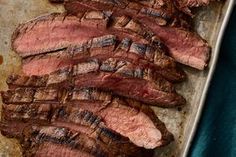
[1,87,174,149]
[12,11,163,57]
[0,123,112,157]
[64,2,210,70]
[22,35,186,82]
[64,0,188,27]
[5,61,186,107]
[72,60,186,107]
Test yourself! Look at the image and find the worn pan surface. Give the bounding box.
[0,0,234,156]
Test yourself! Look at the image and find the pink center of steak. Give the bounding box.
[100,104,162,149]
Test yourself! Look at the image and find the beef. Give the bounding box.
[22,35,186,82]
[0,123,112,157]
[64,0,188,27]
[5,61,186,107]
[64,1,210,70]
[72,60,185,107]
[12,11,163,57]
[1,86,174,149]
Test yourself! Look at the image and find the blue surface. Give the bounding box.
[189,7,236,157]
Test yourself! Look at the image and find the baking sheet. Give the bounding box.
[0,0,234,156]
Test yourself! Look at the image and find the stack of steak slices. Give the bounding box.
[1,0,212,156]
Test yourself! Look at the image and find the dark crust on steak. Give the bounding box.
[22,35,186,82]
[1,86,174,149]
[64,0,189,27]
[4,63,186,107]
[12,11,163,57]
[0,123,127,157]
[63,3,210,70]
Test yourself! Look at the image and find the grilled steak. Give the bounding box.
[22,35,186,82]
[12,11,162,57]
[0,123,119,157]
[5,62,186,107]
[64,1,210,70]
[64,0,189,27]
[1,85,174,149]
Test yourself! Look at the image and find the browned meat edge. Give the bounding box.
[12,11,163,57]
[22,35,186,82]
[5,64,186,107]
[0,123,135,157]
[1,87,174,149]
[63,3,210,70]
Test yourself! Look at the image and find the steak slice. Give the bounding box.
[5,61,186,107]
[12,11,163,57]
[64,2,210,70]
[72,60,186,107]
[22,35,186,82]
[64,0,188,27]
[1,87,174,149]
[0,123,112,157]
[2,105,146,156]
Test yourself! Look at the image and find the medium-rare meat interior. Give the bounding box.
[22,35,186,82]
[64,0,211,70]
[4,64,186,107]
[1,76,174,149]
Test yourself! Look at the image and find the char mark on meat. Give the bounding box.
[22,35,186,82]
[1,86,174,149]
[12,11,164,58]
[64,0,188,27]
[0,123,111,157]
[63,2,210,70]
[4,61,186,107]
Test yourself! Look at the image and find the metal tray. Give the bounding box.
[0,0,234,156]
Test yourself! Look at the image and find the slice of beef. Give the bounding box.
[64,0,188,27]
[12,11,163,57]
[22,35,186,82]
[64,2,210,70]
[5,61,186,107]
[2,87,174,149]
[0,123,112,157]
[12,12,110,57]
[72,60,186,107]
[1,106,146,156]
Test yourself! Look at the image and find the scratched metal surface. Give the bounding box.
[0,0,232,156]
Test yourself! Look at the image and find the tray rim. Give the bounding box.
[182,1,235,156]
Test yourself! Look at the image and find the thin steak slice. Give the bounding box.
[0,123,113,157]
[22,35,186,82]
[12,11,163,57]
[2,105,146,156]
[5,61,186,107]
[72,60,186,107]
[64,1,210,70]
[64,0,189,27]
[1,86,174,149]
